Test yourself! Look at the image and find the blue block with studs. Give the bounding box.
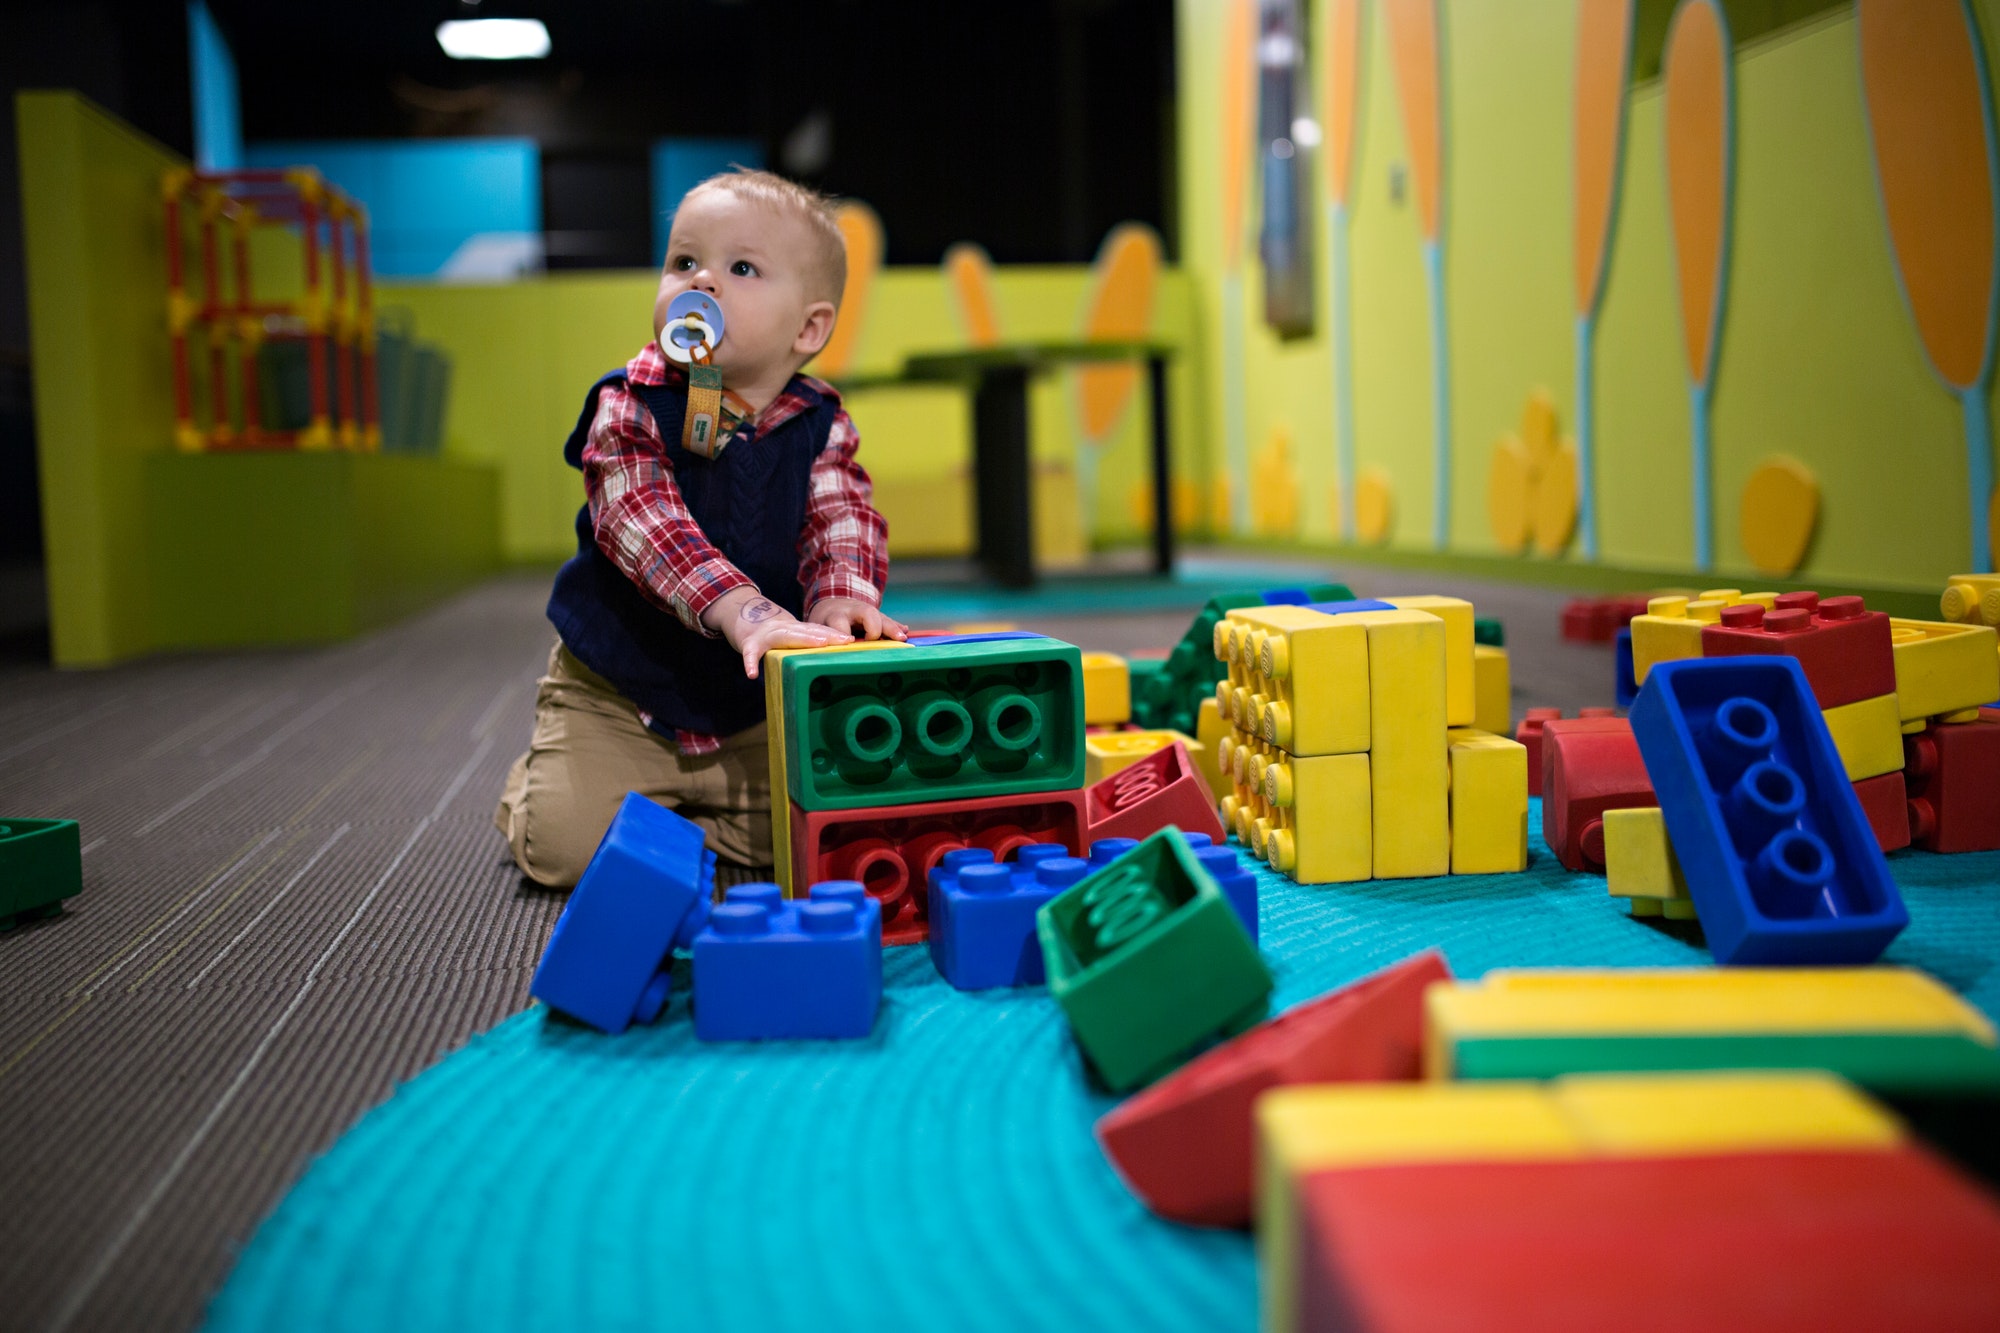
[929,843,1092,990]
[1193,844,1259,943]
[530,792,715,1034]
[691,880,883,1041]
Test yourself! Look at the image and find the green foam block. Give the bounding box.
[1449,1032,2000,1096]
[1,817,82,927]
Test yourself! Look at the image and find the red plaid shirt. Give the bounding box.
[580,342,889,754]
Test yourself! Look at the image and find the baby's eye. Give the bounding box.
[730,260,758,277]
[671,255,695,271]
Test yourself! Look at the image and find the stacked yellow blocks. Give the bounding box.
[1211,596,1527,884]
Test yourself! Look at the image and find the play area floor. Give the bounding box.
[7,557,1982,1332]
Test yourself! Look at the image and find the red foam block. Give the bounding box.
[1083,739,1227,846]
[1904,714,2000,854]
[1851,770,1911,853]
[789,789,1088,945]
[1541,716,1654,872]
[1095,951,1448,1229]
[1295,1148,2000,1333]
[1515,708,1562,798]
[1699,594,1896,710]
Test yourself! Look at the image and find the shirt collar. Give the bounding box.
[627,342,841,435]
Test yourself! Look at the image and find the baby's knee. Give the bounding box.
[498,780,607,890]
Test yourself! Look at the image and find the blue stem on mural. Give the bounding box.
[1689,378,1712,571]
[1423,239,1450,548]
[1330,203,1356,542]
[1962,384,1994,573]
[1224,270,1249,533]
[1575,313,1598,561]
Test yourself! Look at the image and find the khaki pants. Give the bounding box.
[495,642,771,887]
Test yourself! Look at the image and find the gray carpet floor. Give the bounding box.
[0,561,1611,1333]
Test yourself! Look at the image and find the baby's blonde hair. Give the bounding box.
[683,168,847,307]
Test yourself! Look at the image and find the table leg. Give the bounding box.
[1148,355,1174,576]
[974,366,1034,588]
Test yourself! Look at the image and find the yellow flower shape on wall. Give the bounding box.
[1487,388,1578,557]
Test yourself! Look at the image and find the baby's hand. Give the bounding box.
[705,589,850,678]
[809,598,909,642]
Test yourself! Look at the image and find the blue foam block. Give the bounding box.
[929,844,1092,990]
[692,881,883,1040]
[1193,844,1259,942]
[1303,598,1398,616]
[1629,657,1908,965]
[903,631,1049,645]
[529,793,716,1033]
[1614,627,1638,708]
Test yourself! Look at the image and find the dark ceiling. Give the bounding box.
[206,0,1179,268]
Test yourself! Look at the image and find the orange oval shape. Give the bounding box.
[1078,224,1162,442]
[813,200,883,381]
[1858,0,1998,390]
[1663,0,1732,384]
[1322,0,1365,208]
[1382,0,1443,242]
[1574,0,1635,316]
[944,242,1001,348]
[1220,0,1256,270]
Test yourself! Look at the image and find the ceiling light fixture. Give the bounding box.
[436,18,550,60]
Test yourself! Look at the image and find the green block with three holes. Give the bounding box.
[1,818,82,928]
[783,639,1086,811]
[1036,828,1272,1091]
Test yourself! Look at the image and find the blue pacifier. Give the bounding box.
[661,290,726,363]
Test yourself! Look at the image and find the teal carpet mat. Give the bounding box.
[881,557,1339,623]
[204,804,2000,1333]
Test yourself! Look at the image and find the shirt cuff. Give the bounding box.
[806,570,883,612]
[679,558,755,635]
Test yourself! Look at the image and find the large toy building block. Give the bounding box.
[1540,716,1654,872]
[1080,650,1131,726]
[1083,739,1227,847]
[1889,617,2000,723]
[1095,951,1447,1229]
[0,817,82,929]
[692,881,882,1041]
[1515,707,1561,797]
[789,788,1089,944]
[903,630,1044,646]
[1472,643,1510,735]
[1350,609,1448,879]
[1941,572,2000,627]
[1422,967,2000,1093]
[1192,696,1230,804]
[1602,806,1695,919]
[1699,594,1896,711]
[1134,584,1353,735]
[1473,615,1504,646]
[530,793,716,1034]
[1036,828,1272,1091]
[1558,593,1651,642]
[1904,712,2000,853]
[1381,595,1475,727]
[1255,749,1372,883]
[1629,594,1724,683]
[929,847,1091,989]
[1613,626,1638,707]
[1446,728,1528,875]
[1084,728,1195,784]
[765,640,911,891]
[1853,769,1912,852]
[1192,844,1259,941]
[1821,691,1905,780]
[782,637,1084,811]
[1631,657,1907,965]
[1262,1075,2000,1333]
[1216,605,1370,755]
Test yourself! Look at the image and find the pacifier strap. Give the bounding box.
[683,350,726,458]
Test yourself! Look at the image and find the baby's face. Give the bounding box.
[654,190,830,384]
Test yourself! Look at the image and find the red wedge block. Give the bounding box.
[1083,739,1228,846]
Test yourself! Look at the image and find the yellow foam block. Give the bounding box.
[1941,573,2000,628]
[1255,1071,1899,1333]
[764,639,911,892]
[1602,806,1689,903]
[1084,728,1191,784]
[1385,595,1475,727]
[1425,968,1997,1077]
[1890,617,2000,723]
[1193,696,1230,803]
[1446,728,1527,874]
[1261,750,1372,883]
[1080,651,1131,726]
[1821,692,1906,781]
[1472,643,1510,736]
[1346,610,1448,878]
[1629,595,1721,683]
[1221,605,1371,756]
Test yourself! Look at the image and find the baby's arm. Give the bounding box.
[798,408,907,642]
[583,383,848,676]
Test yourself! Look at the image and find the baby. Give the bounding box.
[495,169,905,886]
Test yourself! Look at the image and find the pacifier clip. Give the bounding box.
[661,291,730,458]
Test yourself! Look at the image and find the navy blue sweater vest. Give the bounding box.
[546,370,834,738]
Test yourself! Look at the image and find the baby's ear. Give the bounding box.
[795,301,838,356]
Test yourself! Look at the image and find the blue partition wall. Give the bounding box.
[651,138,764,265]
[244,140,543,279]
